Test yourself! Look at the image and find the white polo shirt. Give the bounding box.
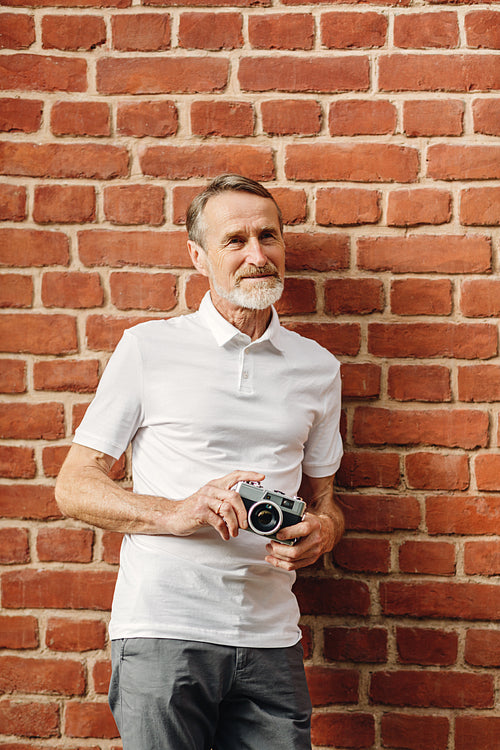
[74,293,343,647]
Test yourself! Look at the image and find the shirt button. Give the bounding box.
[242,371,249,379]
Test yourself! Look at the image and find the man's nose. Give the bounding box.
[245,238,267,266]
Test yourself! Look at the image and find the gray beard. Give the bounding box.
[211,276,284,310]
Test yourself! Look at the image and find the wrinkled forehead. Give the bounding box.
[202,191,282,236]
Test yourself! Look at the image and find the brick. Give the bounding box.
[311,712,375,749]
[368,322,497,359]
[73,402,90,432]
[78,230,190,268]
[337,494,420,533]
[102,531,123,564]
[37,527,94,562]
[0,655,85,696]
[51,101,111,137]
[261,99,320,135]
[34,359,99,392]
[321,11,387,48]
[324,627,387,663]
[428,144,500,180]
[426,495,500,535]
[179,12,242,49]
[396,627,458,666]
[185,273,209,310]
[0,53,87,92]
[42,14,106,50]
[459,365,500,402]
[406,452,469,490]
[0,13,35,49]
[269,188,307,225]
[358,235,490,273]
[46,617,106,652]
[340,363,381,400]
[286,322,360,356]
[0,615,38,649]
[0,228,69,266]
[86,315,151,352]
[239,55,369,93]
[370,670,493,709]
[316,187,381,225]
[249,13,313,50]
[387,188,451,226]
[274,277,316,315]
[465,629,500,667]
[284,232,350,272]
[398,541,455,576]
[286,143,418,182]
[110,271,177,311]
[0,183,26,220]
[65,701,118,739]
[140,144,274,181]
[390,279,452,315]
[333,537,390,573]
[461,186,500,225]
[97,57,228,94]
[473,98,500,136]
[0,142,128,179]
[403,99,464,136]
[464,540,500,575]
[379,54,500,92]
[394,11,459,48]
[0,700,59,738]
[381,713,450,750]
[0,97,42,132]
[466,11,500,49]
[0,402,64,440]
[456,717,500,750]
[325,278,383,315]
[476,455,500,492]
[0,484,60,519]
[0,273,33,308]
[353,406,487,449]
[42,445,70,477]
[294,577,370,616]
[461,279,500,316]
[191,101,253,137]
[0,527,29,564]
[336,451,401,489]
[305,666,358,706]
[329,99,396,135]
[0,359,26,393]
[117,100,178,137]
[111,13,170,51]
[103,184,164,226]
[0,313,77,354]
[388,365,451,402]
[93,660,112,693]
[1,569,116,610]
[34,184,96,224]
[42,271,104,308]
[0,446,35,478]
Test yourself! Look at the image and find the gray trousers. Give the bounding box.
[109,638,312,750]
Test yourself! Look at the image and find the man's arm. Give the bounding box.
[264,473,344,571]
[55,443,264,541]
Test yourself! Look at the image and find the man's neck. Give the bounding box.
[210,292,272,342]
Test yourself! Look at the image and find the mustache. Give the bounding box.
[235,264,280,282]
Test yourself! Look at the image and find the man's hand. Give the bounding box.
[264,512,338,570]
[168,470,265,541]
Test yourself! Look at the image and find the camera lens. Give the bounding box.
[248,501,283,536]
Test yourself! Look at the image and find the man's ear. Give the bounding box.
[187,240,209,277]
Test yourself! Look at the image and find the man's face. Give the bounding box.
[191,191,286,311]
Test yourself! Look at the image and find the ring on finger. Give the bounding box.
[216,501,223,516]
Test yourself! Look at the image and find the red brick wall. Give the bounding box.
[1,1,499,748]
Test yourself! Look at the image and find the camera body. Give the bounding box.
[234,481,306,546]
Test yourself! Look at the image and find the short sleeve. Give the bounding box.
[73,330,144,459]
[301,367,343,478]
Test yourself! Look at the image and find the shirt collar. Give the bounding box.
[198,292,285,351]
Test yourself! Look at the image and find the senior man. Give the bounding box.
[56,174,344,750]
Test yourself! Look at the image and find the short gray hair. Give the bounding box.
[186,174,283,249]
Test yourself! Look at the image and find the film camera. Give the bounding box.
[234,481,306,546]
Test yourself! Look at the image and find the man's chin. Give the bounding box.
[215,279,284,311]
